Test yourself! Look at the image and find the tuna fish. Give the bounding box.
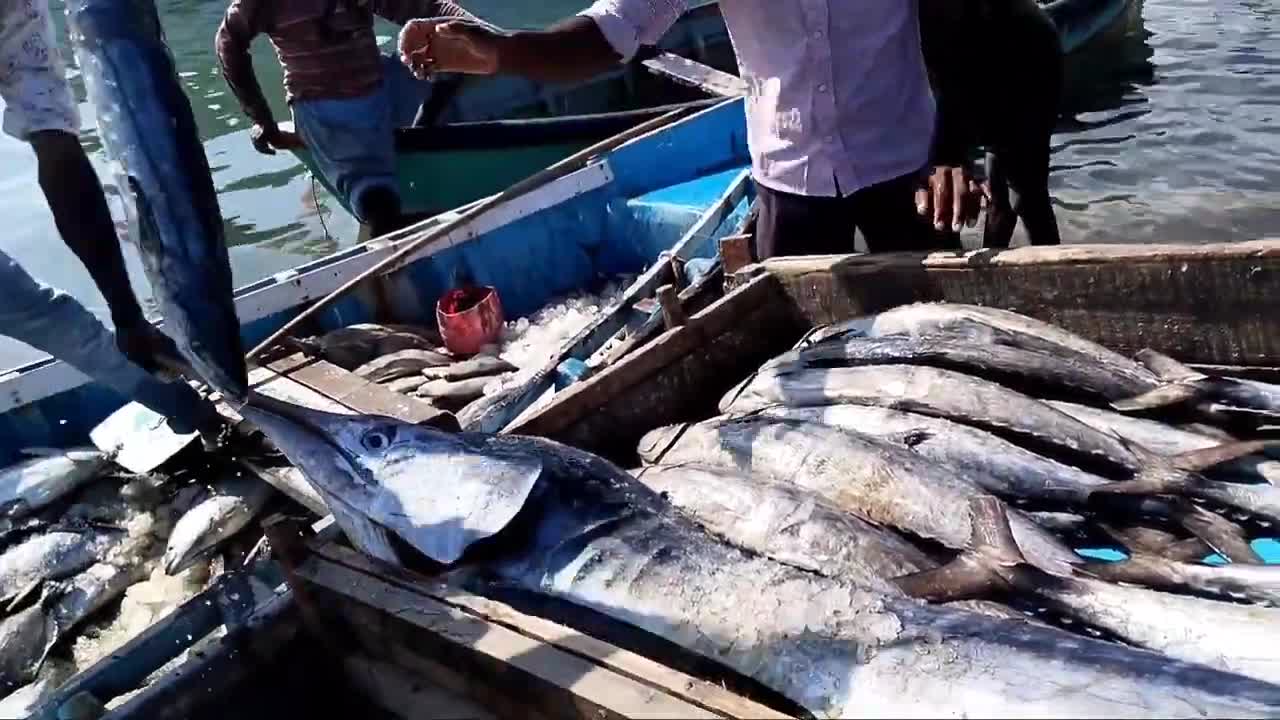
[1122,349,1280,422]
[0,530,121,609]
[0,449,109,521]
[899,497,1280,686]
[747,404,1264,559]
[239,397,1280,718]
[0,658,74,718]
[67,0,247,402]
[420,356,516,382]
[0,563,140,696]
[163,472,274,575]
[1047,400,1280,485]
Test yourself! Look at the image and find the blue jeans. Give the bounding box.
[292,55,425,224]
[0,249,207,434]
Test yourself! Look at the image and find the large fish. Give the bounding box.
[0,530,121,609]
[67,0,247,401]
[771,331,1151,404]
[1048,400,1280,485]
[239,398,1280,717]
[163,471,274,575]
[748,404,1265,559]
[0,449,108,521]
[900,497,1280,686]
[1122,349,1280,422]
[0,563,140,696]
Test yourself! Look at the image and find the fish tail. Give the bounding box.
[1170,501,1261,563]
[892,496,1031,602]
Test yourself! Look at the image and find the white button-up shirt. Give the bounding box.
[580,0,936,198]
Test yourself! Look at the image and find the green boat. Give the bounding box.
[288,2,733,221]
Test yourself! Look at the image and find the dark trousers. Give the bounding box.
[754,172,961,260]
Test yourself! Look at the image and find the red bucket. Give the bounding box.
[436,285,505,356]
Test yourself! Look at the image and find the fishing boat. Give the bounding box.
[291,0,1140,222]
[30,237,1280,720]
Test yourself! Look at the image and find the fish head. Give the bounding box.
[241,394,543,564]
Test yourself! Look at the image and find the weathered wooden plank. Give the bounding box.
[343,655,496,720]
[642,52,748,97]
[315,542,789,720]
[265,353,456,427]
[750,240,1280,366]
[513,273,803,459]
[294,551,723,720]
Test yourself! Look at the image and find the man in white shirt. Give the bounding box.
[398,0,977,259]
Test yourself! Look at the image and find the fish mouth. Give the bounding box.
[240,393,363,467]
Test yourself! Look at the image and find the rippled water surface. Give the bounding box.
[0,0,1276,368]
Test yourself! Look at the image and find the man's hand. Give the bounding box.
[250,124,304,155]
[399,20,502,79]
[916,165,983,233]
[116,322,194,382]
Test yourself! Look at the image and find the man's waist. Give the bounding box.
[282,65,384,104]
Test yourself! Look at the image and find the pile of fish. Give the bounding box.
[244,303,1280,719]
[0,447,277,714]
[294,282,629,421]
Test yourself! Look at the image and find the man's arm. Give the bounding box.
[400,0,686,84]
[215,0,295,153]
[374,0,478,26]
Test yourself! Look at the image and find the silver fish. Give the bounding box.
[0,563,139,696]
[0,530,121,608]
[415,376,500,410]
[420,356,516,382]
[241,398,1280,718]
[0,450,108,520]
[354,349,452,383]
[163,472,274,575]
[68,0,246,400]
[900,497,1280,686]
[638,415,1083,576]
[295,324,440,371]
[1123,349,1280,422]
[1049,400,1280,485]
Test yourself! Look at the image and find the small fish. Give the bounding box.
[163,473,274,575]
[1120,349,1280,423]
[384,376,428,395]
[0,449,109,520]
[0,563,139,696]
[354,349,452,383]
[0,530,121,609]
[420,356,516,382]
[294,324,440,370]
[415,376,501,410]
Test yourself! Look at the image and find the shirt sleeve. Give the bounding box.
[577,0,688,63]
[373,0,480,26]
[215,0,275,128]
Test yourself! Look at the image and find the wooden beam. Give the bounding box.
[312,542,790,720]
[642,52,748,98]
[656,285,688,329]
[265,353,457,428]
[750,240,1280,366]
[343,655,496,720]
[294,547,726,720]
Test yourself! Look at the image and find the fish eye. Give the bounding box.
[362,430,392,452]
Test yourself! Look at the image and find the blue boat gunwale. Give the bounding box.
[0,97,750,460]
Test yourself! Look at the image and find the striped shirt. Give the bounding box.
[580,0,936,198]
[215,0,472,128]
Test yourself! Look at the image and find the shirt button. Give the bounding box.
[817,84,829,93]
[813,30,824,39]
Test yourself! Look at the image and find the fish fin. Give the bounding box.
[1134,349,1206,382]
[1074,552,1180,586]
[892,496,1026,602]
[1169,500,1261,564]
[1170,440,1280,472]
[1111,381,1208,413]
[63,449,104,463]
[6,580,44,614]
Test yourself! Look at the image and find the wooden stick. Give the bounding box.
[642,52,748,98]
[656,285,688,329]
[246,103,713,363]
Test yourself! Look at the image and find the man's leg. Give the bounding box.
[982,151,1018,248]
[850,172,961,252]
[0,251,219,436]
[754,182,855,260]
[292,86,406,238]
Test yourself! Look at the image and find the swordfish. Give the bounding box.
[240,395,1280,718]
[67,0,247,401]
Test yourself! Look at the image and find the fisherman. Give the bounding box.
[921,0,1064,247]
[1,0,222,439]
[397,0,981,259]
[215,0,483,239]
